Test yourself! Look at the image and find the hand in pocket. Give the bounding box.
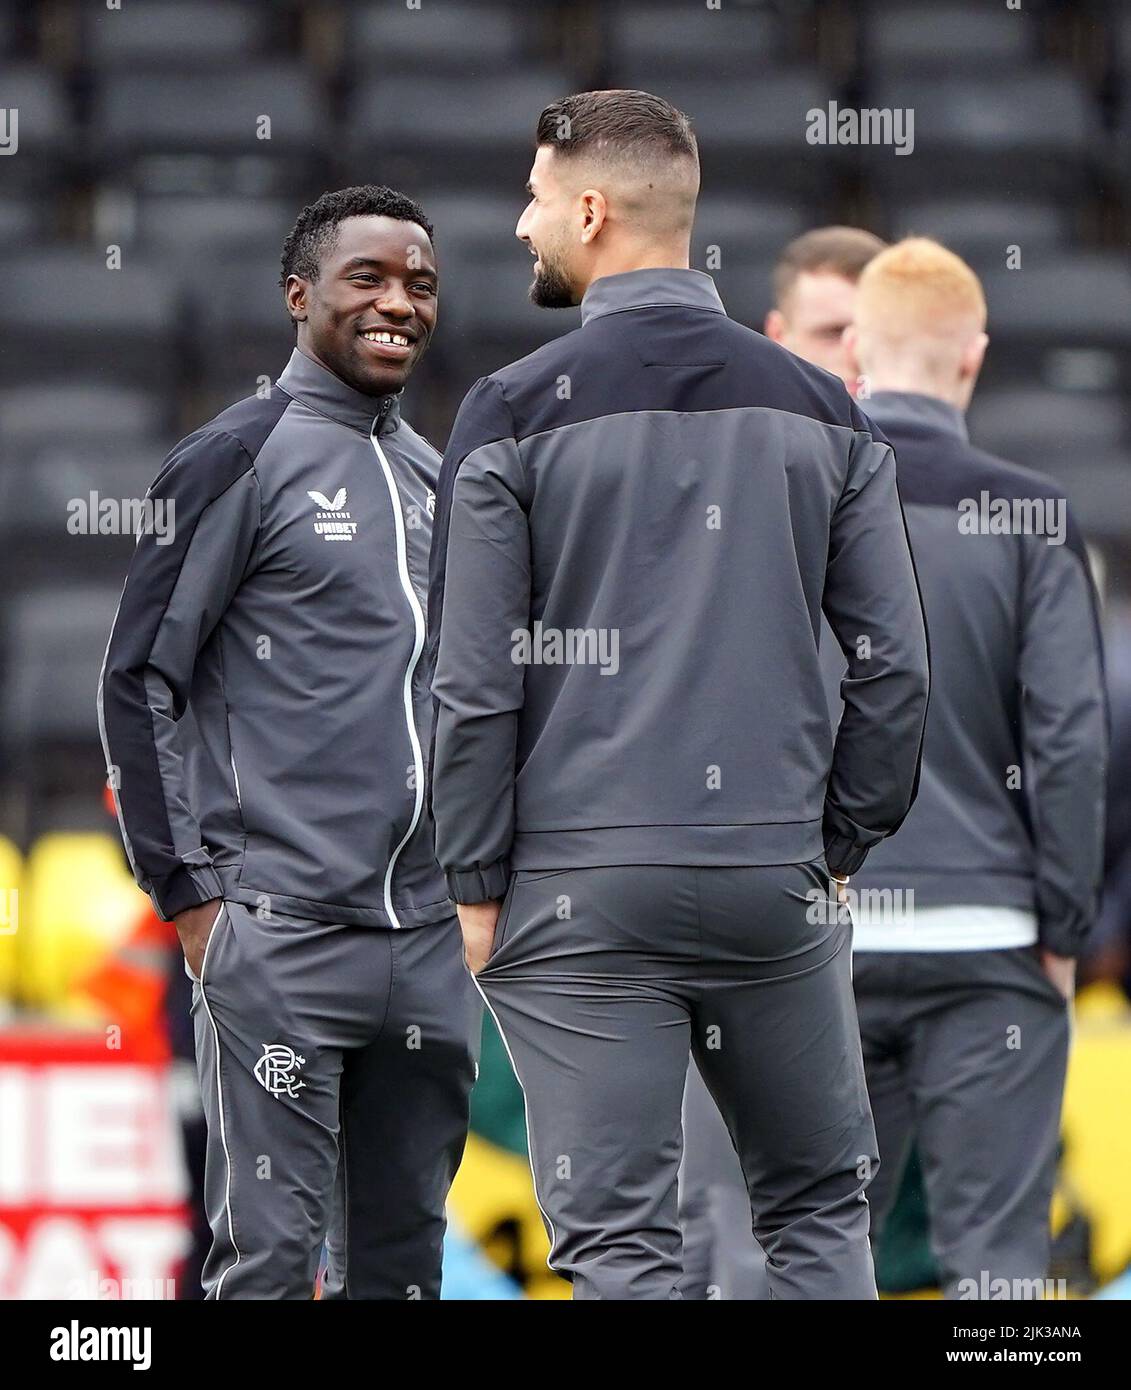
[175,899,223,981]
[456,900,502,976]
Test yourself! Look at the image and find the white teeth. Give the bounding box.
[362,330,410,346]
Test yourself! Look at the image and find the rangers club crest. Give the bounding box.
[253,1043,307,1098]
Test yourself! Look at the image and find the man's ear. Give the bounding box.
[285,274,309,324]
[764,308,786,342]
[579,189,608,244]
[961,330,989,386]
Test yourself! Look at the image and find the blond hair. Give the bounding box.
[855,237,986,342]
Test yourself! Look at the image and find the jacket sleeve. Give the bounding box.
[427,377,530,903]
[97,429,261,920]
[820,415,930,876]
[1017,511,1108,956]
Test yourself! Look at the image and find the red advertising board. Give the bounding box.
[0,1032,189,1299]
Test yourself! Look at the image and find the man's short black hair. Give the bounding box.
[279,185,434,286]
[535,89,697,166]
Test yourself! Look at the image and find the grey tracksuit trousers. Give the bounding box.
[190,901,479,1299]
[678,944,1070,1299]
[476,863,879,1301]
[679,1060,770,1300]
[854,948,1070,1298]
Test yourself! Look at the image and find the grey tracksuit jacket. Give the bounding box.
[853,391,1108,956]
[427,269,931,899]
[99,348,451,930]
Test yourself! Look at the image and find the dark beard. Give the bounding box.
[529,259,577,309]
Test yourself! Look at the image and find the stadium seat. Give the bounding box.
[892,197,1072,270]
[865,72,1104,194]
[0,4,20,59]
[188,255,295,391]
[345,1,534,72]
[440,243,574,374]
[708,259,776,334]
[90,65,329,183]
[1115,81,1131,195]
[968,388,1128,459]
[418,190,522,251]
[610,72,834,194]
[99,190,296,268]
[0,385,170,447]
[1118,7,1131,75]
[1019,447,1131,542]
[0,585,122,752]
[344,69,578,189]
[607,2,789,77]
[692,195,808,266]
[4,250,180,390]
[78,0,284,69]
[982,254,1131,350]
[0,190,48,244]
[0,436,168,584]
[864,1,1039,72]
[0,65,74,185]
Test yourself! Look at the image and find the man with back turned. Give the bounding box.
[427,91,930,1300]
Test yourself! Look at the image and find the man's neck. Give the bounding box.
[585,245,691,288]
[864,372,962,409]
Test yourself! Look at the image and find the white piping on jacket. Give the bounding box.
[370,424,427,929]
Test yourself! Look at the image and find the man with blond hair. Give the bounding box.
[844,237,1107,1298]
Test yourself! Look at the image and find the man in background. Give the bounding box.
[680,225,888,1299]
[682,235,1107,1301]
[764,225,887,394]
[843,238,1107,1298]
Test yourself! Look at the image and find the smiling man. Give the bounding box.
[99,186,479,1299]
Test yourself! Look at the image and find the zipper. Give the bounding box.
[370,419,426,929]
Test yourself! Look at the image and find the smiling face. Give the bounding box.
[515,145,585,308]
[285,214,438,396]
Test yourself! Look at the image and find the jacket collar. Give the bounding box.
[580,268,726,326]
[276,348,402,437]
[865,390,968,443]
